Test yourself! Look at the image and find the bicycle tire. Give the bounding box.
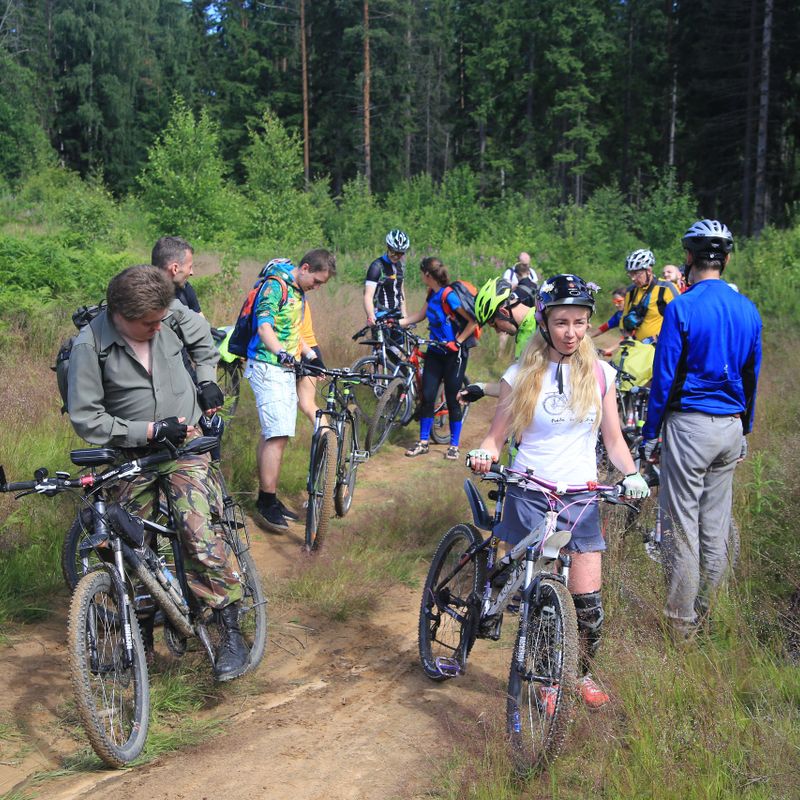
[506,577,578,773]
[217,359,243,418]
[68,569,150,768]
[418,523,484,681]
[334,413,360,517]
[349,355,389,418]
[430,375,471,445]
[365,377,405,454]
[304,429,337,551]
[62,508,100,592]
[226,544,268,672]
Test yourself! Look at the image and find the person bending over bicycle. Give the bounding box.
[469,274,649,707]
[458,277,538,404]
[67,265,249,681]
[400,257,477,461]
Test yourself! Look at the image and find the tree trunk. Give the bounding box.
[753,0,773,235]
[300,0,310,188]
[741,0,759,236]
[362,0,371,190]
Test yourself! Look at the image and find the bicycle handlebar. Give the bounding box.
[0,436,219,496]
[295,361,394,382]
[464,458,639,510]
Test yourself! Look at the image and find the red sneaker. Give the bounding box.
[537,685,558,717]
[579,674,610,709]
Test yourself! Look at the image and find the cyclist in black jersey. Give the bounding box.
[364,229,409,325]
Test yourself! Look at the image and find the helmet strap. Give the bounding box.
[496,306,519,333]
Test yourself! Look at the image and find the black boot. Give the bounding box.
[213,602,250,682]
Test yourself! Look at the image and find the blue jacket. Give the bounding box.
[642,279,762,439]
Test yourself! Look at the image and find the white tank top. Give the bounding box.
[502,360,615,484]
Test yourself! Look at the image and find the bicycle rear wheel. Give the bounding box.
[507,577,578,773]
[205,531,268,673]
[217,359,242,418]
[418,523,484,681]
[365,377,405,454]
[68,569,150,768]
[335,413,360,517]
[430,375,470,445]
[305,429,337,551]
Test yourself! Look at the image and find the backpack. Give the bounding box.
[441,280,482,346]
[622,282,667,333]
[53,304,106,414]
[227,261,292,358]
[54,303,188,414]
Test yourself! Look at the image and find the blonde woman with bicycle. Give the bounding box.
[469,274,649,708]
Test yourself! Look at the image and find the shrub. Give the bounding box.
[137,97,237,242]
[240,109,324,247]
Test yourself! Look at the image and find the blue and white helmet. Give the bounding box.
[385,229,410,253]
[625,249,656,273]
[681,219,733,261]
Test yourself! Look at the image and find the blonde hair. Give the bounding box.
[507,329,603,442]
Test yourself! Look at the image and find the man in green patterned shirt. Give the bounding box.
[245,249,337,532]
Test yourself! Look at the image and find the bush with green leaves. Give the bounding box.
[137,98,244,242]
[0,233,131,317]
[240,109,323,247]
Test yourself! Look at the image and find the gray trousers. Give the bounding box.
[659,412,743,625]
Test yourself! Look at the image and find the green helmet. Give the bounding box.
[475,277,513,325]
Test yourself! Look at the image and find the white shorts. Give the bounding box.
[245,360,297,439]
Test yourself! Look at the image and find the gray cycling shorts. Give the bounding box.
[494,485,605,553]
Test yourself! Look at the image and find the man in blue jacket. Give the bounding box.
[642,220,762,640]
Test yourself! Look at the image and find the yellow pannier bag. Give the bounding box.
[610,337,655,392]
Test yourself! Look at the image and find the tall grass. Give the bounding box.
[416,337,800,800]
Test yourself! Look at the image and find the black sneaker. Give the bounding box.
[254,502,289,534]
[277,498,299,522]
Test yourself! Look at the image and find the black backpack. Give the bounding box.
[53,304,107,414]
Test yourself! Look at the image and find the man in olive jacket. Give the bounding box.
[68,264,248,681]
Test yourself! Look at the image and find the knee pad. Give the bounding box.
[573,590,604,660]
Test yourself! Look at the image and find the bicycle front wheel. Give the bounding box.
[507,577,578,773]
[349,355,386,419]
[365,377,404,454]
[305,429,337,551]
[430,375,470,445]
[418,523,484,681]
[68,569,150,768]
[62,509,101,592]
[335,413,360,517]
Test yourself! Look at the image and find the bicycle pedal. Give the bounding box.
[434,657,462,676]
[353,449,370,463]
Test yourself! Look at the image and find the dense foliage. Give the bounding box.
[1,0,799,236]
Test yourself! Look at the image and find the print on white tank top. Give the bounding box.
[502,360,615,484]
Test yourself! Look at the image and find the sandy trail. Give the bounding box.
[1,397,509,800]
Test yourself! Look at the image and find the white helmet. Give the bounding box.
[625,249,656,273]
[385,229,410,253]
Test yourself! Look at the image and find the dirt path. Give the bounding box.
[0,400,510,800]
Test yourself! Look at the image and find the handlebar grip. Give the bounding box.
[0,480,38,492]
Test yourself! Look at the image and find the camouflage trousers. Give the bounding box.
[116,450,242,609]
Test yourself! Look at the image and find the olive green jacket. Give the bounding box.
[68,300,217,447]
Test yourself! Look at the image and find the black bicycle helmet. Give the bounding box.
[534,274,596,328]
[681,219,733,262]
